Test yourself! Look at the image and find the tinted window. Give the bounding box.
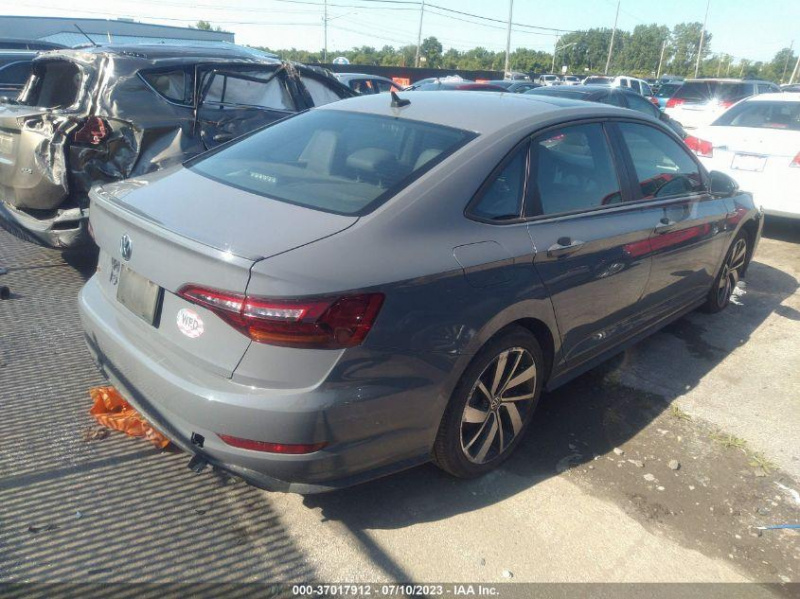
[757,84,772,94]
[673,81,751,103]
[630,80,642,94]
[143,69,193,105]
[656,83,680,98]
[374,79,395,93]
[531,124,622,215]
[301,75,346,105]
[713,101,800,130]
[204,70,295,110]
[0,61,32,84]
[349,78,375,94]
[618,123,705,200]
[585,77,613,85]
[641,82,653,96]
[470,145,527,221]
[599,91,625,107]
[191,111,474,215]
[626,93,659,117]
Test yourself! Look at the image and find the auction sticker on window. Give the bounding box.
[177,308,204,338]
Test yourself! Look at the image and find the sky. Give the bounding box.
[5,0,799,63]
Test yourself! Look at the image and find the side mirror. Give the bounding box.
[709,170,739,197]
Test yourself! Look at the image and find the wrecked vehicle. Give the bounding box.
[0,44,355,247]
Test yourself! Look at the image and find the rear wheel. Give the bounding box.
[703,232,748,313]
[433,327,544,478]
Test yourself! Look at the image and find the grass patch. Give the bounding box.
[709,431,748,451]
[749,452,777,475]
[670,404,693,422]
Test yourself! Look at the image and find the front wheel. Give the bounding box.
[702,232,748,313]
[433,327,544,478]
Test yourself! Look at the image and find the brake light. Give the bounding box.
[718,100,735,109]
[791,152,800,168]
[217,434,327,454]
[74,116,108,145]
[178,285,384,349]
[666,97,684,109]
[684,135,713,158]
[649,96,659,106]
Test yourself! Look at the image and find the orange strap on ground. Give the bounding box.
[89,386,171,449]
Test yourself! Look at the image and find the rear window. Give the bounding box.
[190,110,475,215]
[22,60,82,108]
[713,101,800,130]
[0,61,32,85]
[655,84,680,98]
[673,81,752,103]
[584,77,612,85]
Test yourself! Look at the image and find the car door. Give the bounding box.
[613,121,731,315]
[195,64,297,150]
[524,121,657,368]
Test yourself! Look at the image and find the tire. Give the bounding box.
[702,231,749,314]
[433,326,545,478]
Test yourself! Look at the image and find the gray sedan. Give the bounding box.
[80,91,762,493]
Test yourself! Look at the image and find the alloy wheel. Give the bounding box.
[460,347,537,464]
[717,237,747,306]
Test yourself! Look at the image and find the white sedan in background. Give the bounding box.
[685,93,800,219]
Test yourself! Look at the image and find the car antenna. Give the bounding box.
[74,24,99,47]
[391,91,411,108]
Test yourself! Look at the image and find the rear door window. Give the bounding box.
[529,123,622,216]
[142,69,193,105]
[617,122,706,200]
[469,144,528,221]
[300,75,347,106]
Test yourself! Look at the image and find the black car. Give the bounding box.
[526,85,686,138]
[335,72,402,94]
[0,44,354,247]
[0,50,35,97]
[486,80,541,93]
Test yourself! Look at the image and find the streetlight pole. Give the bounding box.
[694,0,710,78]
[504,0,514,76]
[414,0,426,68]
[781,40,794,83]
[790,54,800,85]
[551,36,559,74]
[323,0,328,63]
[604,0,620,75]
[656,39,667,79]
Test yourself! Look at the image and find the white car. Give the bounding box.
[562,75,581,86]
[538,74,560,86]
[665,78,781,130]
[686,93,800,219]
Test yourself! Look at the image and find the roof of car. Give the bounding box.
[336,72,394,82]
[529,84,618,96]
[743,92,800,102]
[34,43,279,64]
[683,78,772,84]
[318,90,632,134]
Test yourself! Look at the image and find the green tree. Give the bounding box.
[193,20,223,32]
[669,22,711,77]
[768,47,797,83]
[618,24,670,76]
[419,37,444,68]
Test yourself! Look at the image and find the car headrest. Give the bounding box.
[346,148,398,180]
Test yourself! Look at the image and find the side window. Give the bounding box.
[469,144,527,221]
[620,78,630,88]
[630,80,642,94]
[374,79,395,93]
[143,69,193,105]
[626,93,658,118]
[618,122,706,200]
[757,84,772,95]
[301,75,346,106]
[204,70,295,110]
[531,123,622,216]
[641,82,653,96]
[350,79,374,94]
[0,61,32,85]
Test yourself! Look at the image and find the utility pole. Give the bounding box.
[323,0,328,63]
[716,54,722,77]
[414,0,426,68]
[694,0,710,78]
[656,40,667,79]
[726,55,732,76]
[790,54,800,85]
[604,0,620,75]
[504,0,514,76]
[551,36,559,74]
[781,40,794,83]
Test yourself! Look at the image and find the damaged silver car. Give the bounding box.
[0,44,354,247]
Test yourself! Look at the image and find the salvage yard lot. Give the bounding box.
[0,221,798,585]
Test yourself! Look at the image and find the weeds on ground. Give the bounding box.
[749,452,777,475]
[670,404,693,422]
[709,431,748,451]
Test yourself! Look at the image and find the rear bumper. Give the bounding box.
[0,201,90,248]
[79,276,453,493]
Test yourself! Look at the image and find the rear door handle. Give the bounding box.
[547,237,585,258]
[655,218,677,234]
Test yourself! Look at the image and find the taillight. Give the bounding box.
[74,116,108,145]
[718,100,735,109]
[649,96,659,106]
[684,135,713,158]
[790,152,800,168]
[217,434,326,454]
[178,285,384,349]
[666,97,684,109]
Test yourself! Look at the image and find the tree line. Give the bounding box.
[249,21,796,83]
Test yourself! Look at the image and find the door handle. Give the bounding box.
[547,237,585,258]
[654,218,677,234]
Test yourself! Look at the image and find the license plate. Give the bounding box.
[116,265,162,325]
[731,153,767,172]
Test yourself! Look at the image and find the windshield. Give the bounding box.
[672,81,751,103]
[656,84,680,98]
[190,110,475,215]
[713,101,800,130]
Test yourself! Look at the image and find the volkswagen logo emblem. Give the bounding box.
[120,234,132,261]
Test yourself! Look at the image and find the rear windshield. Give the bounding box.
[21,60,82,108]
[655,83,680,98]
[673,81,751,103]
[190,110,475,215]
[713,101,800,130]
[584,77,612,85]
